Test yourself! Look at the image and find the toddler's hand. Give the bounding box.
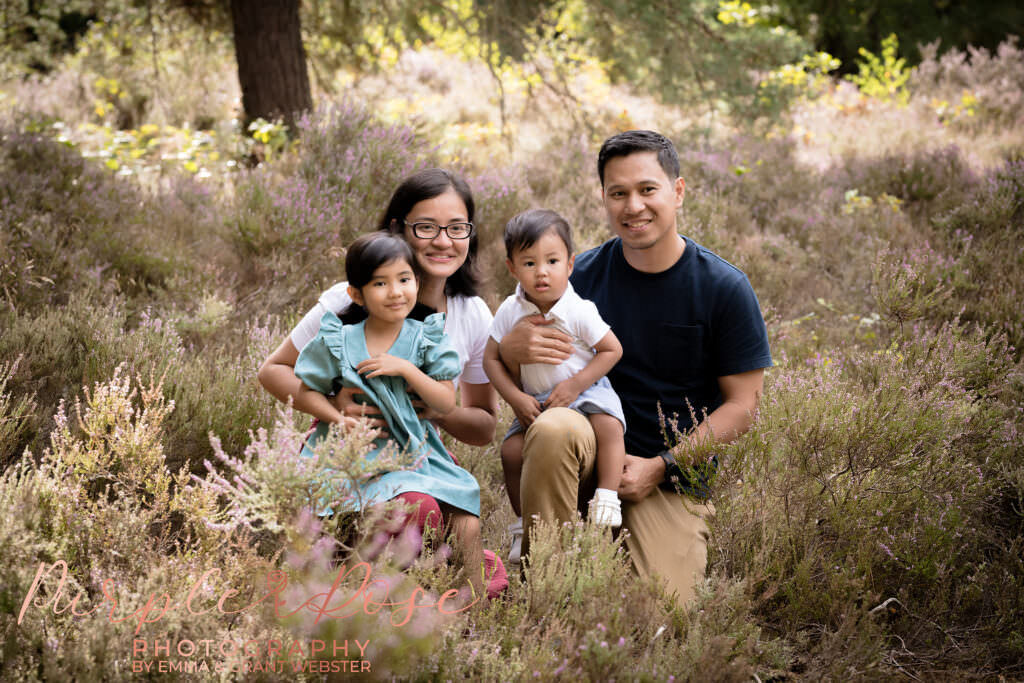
[357,353,412,379]
[544,379,581,409]
[510,392,542,428]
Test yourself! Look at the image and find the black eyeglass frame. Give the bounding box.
[404,220,475,240]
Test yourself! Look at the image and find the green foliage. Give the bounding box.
[2,10,1024,677]
[847,33,911,104]
[578,0,809,122]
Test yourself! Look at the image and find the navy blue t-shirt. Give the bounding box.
[571,236,772,493]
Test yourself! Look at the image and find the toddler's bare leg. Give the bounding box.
[501,433,525,517]
[588,413,625,492]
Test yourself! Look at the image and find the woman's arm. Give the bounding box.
[430,381,498,446]
[258,337,387,430]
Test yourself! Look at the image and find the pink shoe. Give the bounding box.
[483,550,509,599]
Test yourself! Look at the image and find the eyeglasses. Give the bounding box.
[404,221,475,240]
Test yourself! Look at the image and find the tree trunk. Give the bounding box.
[230,0,312,130]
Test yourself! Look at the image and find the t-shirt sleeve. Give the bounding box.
[419,314,462,381]
[489,296,517,343]
[571,298,612,348]
[712,275,773,376]
[290,283,353,351]
[294,314,346,394]
[459,297,493,386]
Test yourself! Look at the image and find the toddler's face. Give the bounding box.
[506,229,574,314]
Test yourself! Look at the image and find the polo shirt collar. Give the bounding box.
[514,281,577,322]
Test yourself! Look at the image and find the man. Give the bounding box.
[499,130,772,604]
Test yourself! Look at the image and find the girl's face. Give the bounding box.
[402,189,471,284]
[350,258,418,324]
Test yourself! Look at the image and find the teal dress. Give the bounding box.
[294,311,481,516]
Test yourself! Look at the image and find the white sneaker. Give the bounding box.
[508,517,524,565]
[588,490,622,528]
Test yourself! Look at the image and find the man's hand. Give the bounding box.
[544,378,581,409]
[509,392,543,428]
[618,454,666,503]
[499,314,574,366]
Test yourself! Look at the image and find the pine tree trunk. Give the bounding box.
[230,0,312,130]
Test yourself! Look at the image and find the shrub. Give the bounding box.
[227,104,441,314]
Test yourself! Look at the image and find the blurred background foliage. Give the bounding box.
[1,0,1023,680]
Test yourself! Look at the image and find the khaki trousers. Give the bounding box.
[520,408,713,605]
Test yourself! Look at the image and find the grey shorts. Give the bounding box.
[503,376,626,441]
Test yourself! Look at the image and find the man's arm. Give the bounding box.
[618,367,765,502]
[497,314,574,367]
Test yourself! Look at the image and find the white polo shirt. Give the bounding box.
[489,282,610,397]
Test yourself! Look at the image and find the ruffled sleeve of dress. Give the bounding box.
[418,312,462,381]
[294,311,347,394]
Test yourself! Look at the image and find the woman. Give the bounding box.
[259,168,503,595]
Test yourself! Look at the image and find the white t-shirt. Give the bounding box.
[290,282,493,388]
[489,282,610,396]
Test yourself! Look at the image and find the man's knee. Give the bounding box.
[522,408,594,468]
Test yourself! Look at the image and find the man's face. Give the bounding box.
[601,151,685,254]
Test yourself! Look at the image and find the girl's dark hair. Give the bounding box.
[376,168,481,298]
[339,233,436,324]
[504,209,573,258]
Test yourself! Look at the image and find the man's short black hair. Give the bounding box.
[597,130,680,186]
[504,209,574,259]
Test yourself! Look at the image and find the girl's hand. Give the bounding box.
[510,392,543,428]
[357,353,413,379]
[544,378,581,409]
[331,387,389,435]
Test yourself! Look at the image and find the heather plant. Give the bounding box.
[713,318,1022,671]
[931,160,1024,349]
[228,104,440,313]
[872,243,954,330]
[914,37,1024,132]
[0,357,37,470]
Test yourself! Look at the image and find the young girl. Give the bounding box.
[294,232,486,599]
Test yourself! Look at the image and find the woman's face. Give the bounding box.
[402,189,471,284]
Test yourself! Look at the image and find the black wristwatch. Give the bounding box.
[657,449,681,483]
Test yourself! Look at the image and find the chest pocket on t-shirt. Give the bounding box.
[656,323,709,384]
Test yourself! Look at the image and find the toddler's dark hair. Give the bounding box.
[503,209,573,259]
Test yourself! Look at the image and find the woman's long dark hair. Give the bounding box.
[376,168,481,298]
[339,233,435,324]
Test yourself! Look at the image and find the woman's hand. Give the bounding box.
[357,353,414,379]
[331,386,389,434]
[499,314,574,366]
